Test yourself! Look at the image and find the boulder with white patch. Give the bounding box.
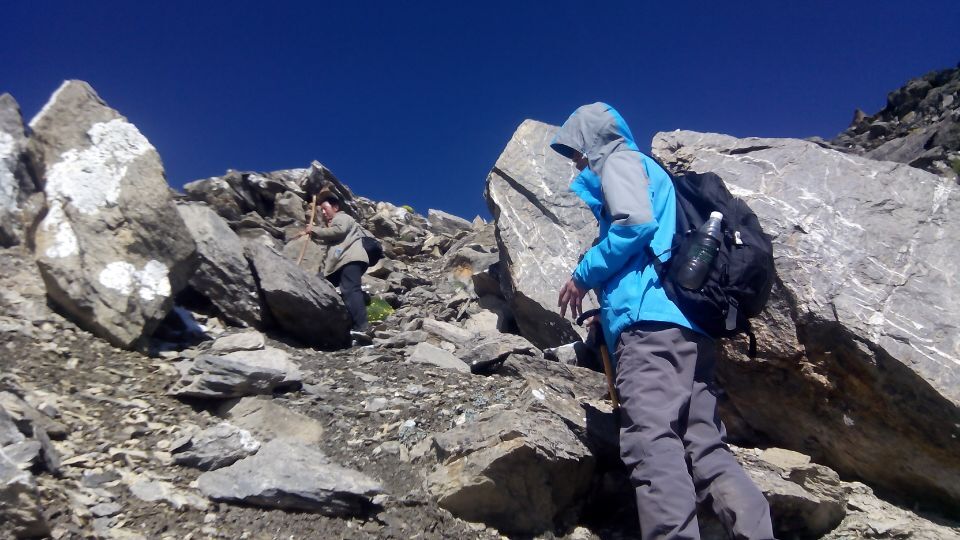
[27,80,196,349]
[652,130,960,511]
[0,93,35,247]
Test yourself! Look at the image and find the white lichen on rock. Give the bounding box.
[40,201,79,258]
[45,118,154,215]
[27,80,70,129]
[98,260,171,301]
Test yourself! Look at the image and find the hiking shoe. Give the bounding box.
[350,330,373,346]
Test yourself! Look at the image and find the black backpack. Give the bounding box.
[645,171,775,356]
[361,235,384,266]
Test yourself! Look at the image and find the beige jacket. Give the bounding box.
[311,212,369,276]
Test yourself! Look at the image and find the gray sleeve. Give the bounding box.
[600,152,654,227]
[311,213,352,242]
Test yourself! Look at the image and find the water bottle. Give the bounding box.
[673,211,723,290]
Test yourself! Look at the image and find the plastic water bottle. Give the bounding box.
[674,211,723,290]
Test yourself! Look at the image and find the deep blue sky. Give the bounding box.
[5,2,958,220]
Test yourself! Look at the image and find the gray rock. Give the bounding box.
[28,80,197,349]
[406,342,469,373]
[0,450,49,538]
[425,409,594,534]
[127,473,208,510]
[280,233,327,276]
[420,318,474,345]
[459,331,537,370]
[172,347,302,399]
[173,422,260,471]
[652,130,960,509]
[427,209,472,236]
[0,405,24,447]
[209,330,266,354]
[484,120,599,349]
[216,396,325,445]
[244,242,351,349]
[176,203,266,328]
[2,440,40,468]
[0,94,34,247]
[273,191,305,226]
[182,173,250,222]
[0,391,67,440]
[739,448,846,538]
[89,502,122,518]
[197,439,383,515]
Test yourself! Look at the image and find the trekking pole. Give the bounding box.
[577,309,619,409]
[296,195,318,267]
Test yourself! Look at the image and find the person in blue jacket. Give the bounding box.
[552,103,774,540]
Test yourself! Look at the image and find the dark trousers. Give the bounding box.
[328,262,369,332]
[615,322,774,540]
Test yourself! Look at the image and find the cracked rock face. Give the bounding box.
[484,120,600,349]
[27,80,197,349]
[652,130,960,511]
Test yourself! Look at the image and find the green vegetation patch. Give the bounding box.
[950,158,960,176]
[367,296,395,322]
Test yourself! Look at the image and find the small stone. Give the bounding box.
[89,502,122,518]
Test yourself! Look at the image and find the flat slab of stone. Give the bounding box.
[172,422,260,471]
[197,439,383,516]
[172,347,302,399]
[406,342,469,373]
[216,396,324,445]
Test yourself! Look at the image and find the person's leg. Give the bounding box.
[337,262,369,332]
[681,330,775,540]
[616,323,701,540]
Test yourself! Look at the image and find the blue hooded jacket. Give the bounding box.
[550,103,698,354]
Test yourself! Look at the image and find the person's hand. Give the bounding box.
[558,278,587,320]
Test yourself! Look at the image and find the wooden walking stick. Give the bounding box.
[296,195,318,267]
[578,309,619,409]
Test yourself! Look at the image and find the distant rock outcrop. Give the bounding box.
[484,120,600,349]
[653,130,960,511]
[27,80,197,349]
[829,64,960,180]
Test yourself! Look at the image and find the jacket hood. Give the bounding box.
[550,102,639,173]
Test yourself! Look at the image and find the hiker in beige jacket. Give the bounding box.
[309,189,370,335]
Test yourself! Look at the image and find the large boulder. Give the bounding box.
[424,409,594,535]
[652,130,960,511]
[176,202,267,327]
[484,120,600,349]
[243,241,351,349]
[0,94,35,247]
[27,80,196,349]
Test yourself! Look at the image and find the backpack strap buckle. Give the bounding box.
[725,299,739,331]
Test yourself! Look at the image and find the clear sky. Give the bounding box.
[5,1,959,220]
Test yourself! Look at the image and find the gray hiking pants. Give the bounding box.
[615,322,774,540]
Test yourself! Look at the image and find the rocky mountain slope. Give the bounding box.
[826,63,960,180]
[1,78,958,539]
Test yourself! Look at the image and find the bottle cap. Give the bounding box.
[710,211,723,220]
